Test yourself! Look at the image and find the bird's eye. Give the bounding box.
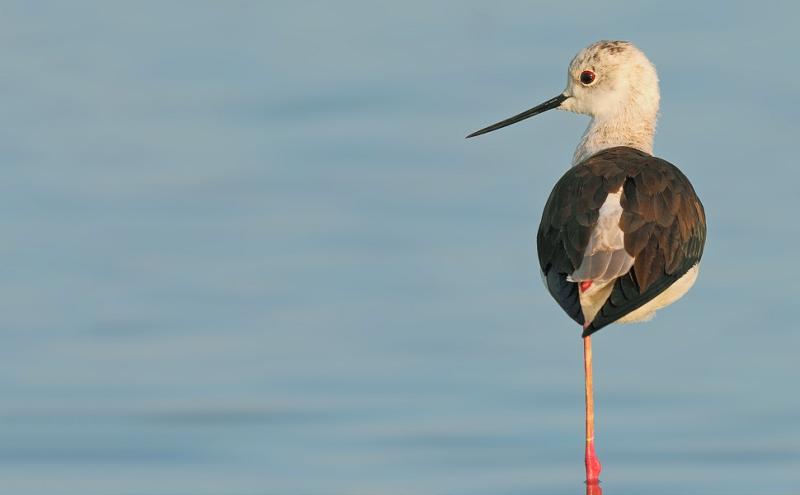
[580,70,596,85]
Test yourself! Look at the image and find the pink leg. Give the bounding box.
[584,335,602,483]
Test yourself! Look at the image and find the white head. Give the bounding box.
[467,40,661,165]
[559,41,659,121]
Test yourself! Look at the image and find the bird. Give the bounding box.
[466,40,706,486]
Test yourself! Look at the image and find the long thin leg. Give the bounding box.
[584,335,602,484]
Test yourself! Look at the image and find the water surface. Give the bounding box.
[0,2,798,494]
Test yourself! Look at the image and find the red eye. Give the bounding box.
[580,70,596,85]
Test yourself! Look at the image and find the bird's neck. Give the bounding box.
[572,110,657,166]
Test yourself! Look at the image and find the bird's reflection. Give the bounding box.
[585,481,602,495]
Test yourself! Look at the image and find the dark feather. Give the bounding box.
[537,146,706,336]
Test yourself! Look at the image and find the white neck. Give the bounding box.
[572,110,657,166]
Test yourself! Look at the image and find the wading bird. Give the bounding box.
[467,40,706,486]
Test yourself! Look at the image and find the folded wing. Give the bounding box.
[537,147,706,335]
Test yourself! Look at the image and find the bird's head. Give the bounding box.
[560,41,659,121]
[467,40,660,138]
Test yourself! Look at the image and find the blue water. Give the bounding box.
[1,2,798,494]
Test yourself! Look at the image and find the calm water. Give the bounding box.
[0,2,798,494]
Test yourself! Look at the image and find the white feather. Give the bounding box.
[568,189,634,283]
[556,41,660,166]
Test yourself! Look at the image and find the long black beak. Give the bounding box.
[466,93,568,138]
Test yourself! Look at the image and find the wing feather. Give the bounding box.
[537,146,706,335]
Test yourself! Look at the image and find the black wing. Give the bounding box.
[536,147,706,336]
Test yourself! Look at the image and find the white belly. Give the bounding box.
[577,264,699,325]
[616,264,700,323]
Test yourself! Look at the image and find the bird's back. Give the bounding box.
[537,146,706,336]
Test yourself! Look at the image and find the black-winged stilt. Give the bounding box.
[467,40,707,486]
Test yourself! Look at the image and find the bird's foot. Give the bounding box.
[585,439,602,483]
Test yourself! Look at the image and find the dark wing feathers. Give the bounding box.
[545,269,584,325]
[537,146,706,335]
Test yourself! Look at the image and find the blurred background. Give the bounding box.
[0,1,798,494]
